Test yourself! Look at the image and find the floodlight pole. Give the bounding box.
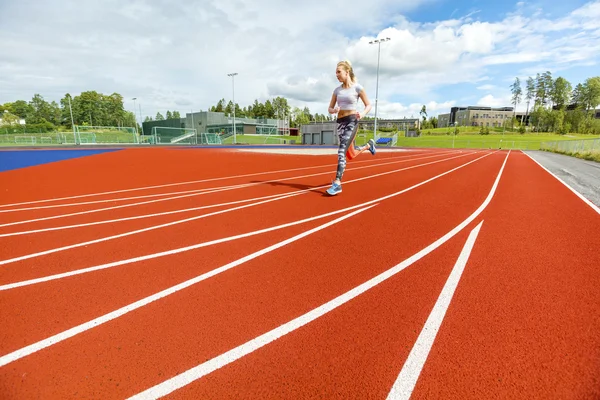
[132,98,138,132]
[68,95,77,145]
[138,103,144,136]
[368,37,391,143]
[228,72,238,144]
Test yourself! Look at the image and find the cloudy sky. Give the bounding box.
[1,0,599,120]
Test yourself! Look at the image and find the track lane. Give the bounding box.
[407,151,600,400]
[0,152,506,398]
[0,148,431,209]
[0,151,485,276]
[0,150,451,227]
[0,152,495,357]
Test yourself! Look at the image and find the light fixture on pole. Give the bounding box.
[368,37,391,143]
[227,72,238,144]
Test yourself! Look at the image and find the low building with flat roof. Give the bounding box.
[438,106,528,128]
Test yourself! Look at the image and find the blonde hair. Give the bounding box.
[337,60,357,83]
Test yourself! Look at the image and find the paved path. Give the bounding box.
[525,150,600,208]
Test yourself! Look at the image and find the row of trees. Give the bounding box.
[205,97,336,128]
[1,91,138,132]
[146,110,182,122]
[3,73,598,134]
[119,97,339,128]
[510,73,600,133]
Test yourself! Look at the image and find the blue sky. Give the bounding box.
[0,0,599,120]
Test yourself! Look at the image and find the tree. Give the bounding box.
[48,101,61,126]
[251,99,265,118]
[535,71,552,106]
[525,77,535,125]
[224,101,234,115]
[302,106,312,122]
[74,91,102,126]
[166,110,173,119]
[103,93,125,126]
[550,77,572,110]
[0,111,20,126]
[59,93,74,127]
[419,105,427,126]
[582,77,600,112]
[155,112,164,120]
[27,94,52,124]
[264,100,275,119]
[234,103,244,117]
[173,111,181,119]
[429,116,438,128]
[214,98,225,113]
[10,100,32,120]
[572,83,585,107]
[122,111,137,128]
[510,77,522,128]
[291,107,309,127]
[272,96,290,119]
[542,71,553,106]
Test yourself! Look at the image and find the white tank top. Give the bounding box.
[333,83,363,110]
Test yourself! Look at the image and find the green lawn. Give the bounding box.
[353,128,600,151]
[395,134,599,150]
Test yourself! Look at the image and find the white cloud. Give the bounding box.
[376,100,456,119]
[477,94,511,108]
[0,0,598,120]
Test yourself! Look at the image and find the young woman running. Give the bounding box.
[327,60,375,196]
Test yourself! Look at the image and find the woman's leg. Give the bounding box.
[343,122,376,161]
[334,117,356,182]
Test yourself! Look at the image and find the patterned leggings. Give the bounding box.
[335,114,360,181]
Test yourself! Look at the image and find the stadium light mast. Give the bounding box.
[132,97,138,133]
[228,72,238,144]
[368,37,391,142]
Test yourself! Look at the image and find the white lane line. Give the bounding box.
[126,153,510,400]
[0,151,458,225]
[386,221,484,400]
[0,152,460,233]
[0,191,296,238]
[1,151,495,287]
[0,151,484,265]
[0,182,256,228]
[0,150,443,210]
[0,203,381,291]
[522,151,600,215]
[0,182,253,213]
[0,205,376,368]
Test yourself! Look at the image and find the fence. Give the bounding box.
[396,137,543,150]
[0,132,78,146]
[540,138,600,153]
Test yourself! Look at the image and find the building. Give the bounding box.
[142,111,291,137]
[300,117,421,145]
[437,106,528,128]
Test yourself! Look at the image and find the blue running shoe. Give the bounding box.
[368,138,376,155]
[326,181,342,196]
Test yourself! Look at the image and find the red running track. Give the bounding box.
[0,147,598,399]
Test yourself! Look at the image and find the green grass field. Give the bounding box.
[353,128,600,151]
[395,134,600,150]
[1,127,598,157]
